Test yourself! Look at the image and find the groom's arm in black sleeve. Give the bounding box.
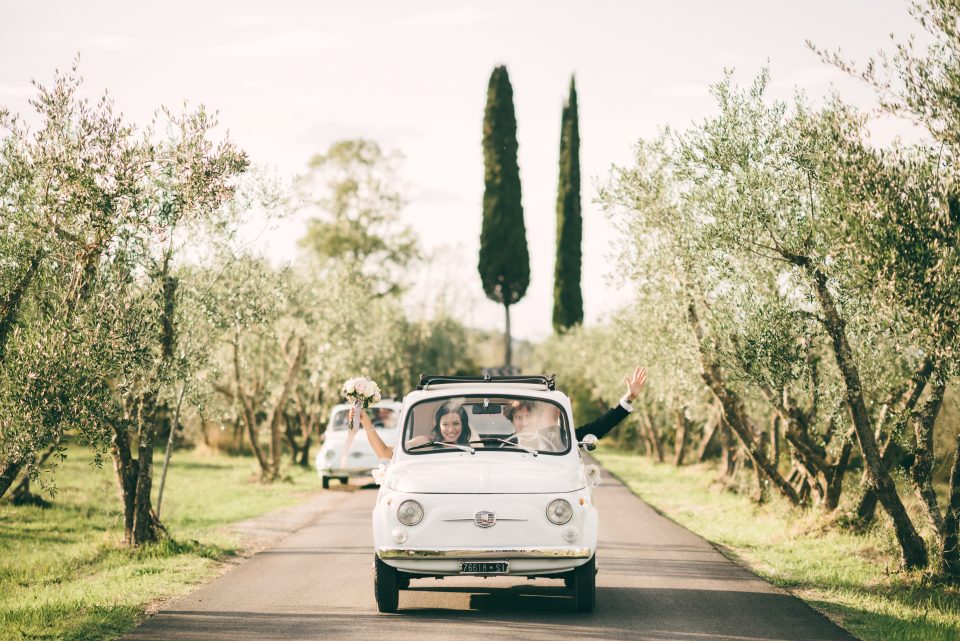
[574,399,633,441]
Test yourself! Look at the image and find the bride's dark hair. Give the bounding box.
[430,401,471,444]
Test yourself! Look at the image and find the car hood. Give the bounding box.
[385,456,584,494]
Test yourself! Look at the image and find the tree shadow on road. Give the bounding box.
[392,585,858,641]
[124,585,858,641]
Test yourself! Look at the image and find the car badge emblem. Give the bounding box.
[474,511,496,528]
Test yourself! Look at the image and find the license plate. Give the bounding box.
[460,561,508,574]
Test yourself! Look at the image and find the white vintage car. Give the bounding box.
[371,375,601,613]
[316,400,401,489]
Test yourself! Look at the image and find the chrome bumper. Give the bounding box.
[319,467,375,476]
[377,546,592,560]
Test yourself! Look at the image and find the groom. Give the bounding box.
[574,366,647,441]
[505,367,647,443]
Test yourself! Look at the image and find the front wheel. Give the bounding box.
[374,556,399,613]
[572,555,596,613]
[321,476,330,489]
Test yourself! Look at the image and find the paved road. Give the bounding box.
[125,467,856,641]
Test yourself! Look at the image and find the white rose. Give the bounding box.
[343,379,356,395]
[355,379,367,394]
[372,392,382,403]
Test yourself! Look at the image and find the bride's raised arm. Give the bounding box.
[350,407,395,459]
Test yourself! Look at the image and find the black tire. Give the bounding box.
[339,476,349,485]
[398,575,410,590]
[321,476,330,489]
[563,573,575,590]
[374,556,399,613]
[572,555,596,613]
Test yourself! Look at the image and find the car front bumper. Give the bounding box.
[319,466,377,477]
[377,546,591,559]
[376,546,593,576]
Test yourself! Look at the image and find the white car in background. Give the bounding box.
[316,400,401,489]
[371,375,602,613]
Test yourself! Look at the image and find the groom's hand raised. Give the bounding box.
[624,367,647,401]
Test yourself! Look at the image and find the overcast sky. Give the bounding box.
[2,1,920,341]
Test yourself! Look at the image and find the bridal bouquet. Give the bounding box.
[342,376,382,411]
[339,376,382,468]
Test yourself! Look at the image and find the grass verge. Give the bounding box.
[594,450,960,641]
[0,446,320,641]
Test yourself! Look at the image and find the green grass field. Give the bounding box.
[0,446,321,641]
[595,450,960,641]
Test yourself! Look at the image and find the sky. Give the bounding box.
[1,0,922,343]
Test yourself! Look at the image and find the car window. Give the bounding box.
[329,407,398,431]
[403,395,570,454]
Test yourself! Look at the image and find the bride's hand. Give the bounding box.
[349,407,372,429]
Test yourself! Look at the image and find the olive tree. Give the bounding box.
[0,64,248,548]
[596,68,960,571]
[663,72,953,569]
[598,132,804,504]
[0,65,148,499]
[297,139,418,298]
[814,0,960,577]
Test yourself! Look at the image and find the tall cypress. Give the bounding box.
[479,65,529,366]
[553,76,583,333]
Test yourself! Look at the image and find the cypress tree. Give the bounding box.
[479,65,529,366]
[553,76,583,333]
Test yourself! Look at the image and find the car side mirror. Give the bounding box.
[579,434,598,452]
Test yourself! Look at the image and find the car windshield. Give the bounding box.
[329,407,398,431]
[403,395,570,454]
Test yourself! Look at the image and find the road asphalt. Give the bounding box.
[124,466,857,641]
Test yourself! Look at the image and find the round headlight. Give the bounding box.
[397,500,424,526]
[546,498,573,525]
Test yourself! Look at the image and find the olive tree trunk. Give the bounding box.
[942,432,960,577]
[673,408,690,466]
[111,393,163,546]
[267,337,306,479]
[796,257,928,569]
[856,357,935,526]
[0,460,24,501]
[687,301,802,506]
[909,378,947,538]
[0,251,42,363]
[641,409,665,462]
[696,407,721,462]
[232,333,271,477]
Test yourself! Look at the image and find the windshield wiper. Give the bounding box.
[469,438,538,456]
[408,441,475,454]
